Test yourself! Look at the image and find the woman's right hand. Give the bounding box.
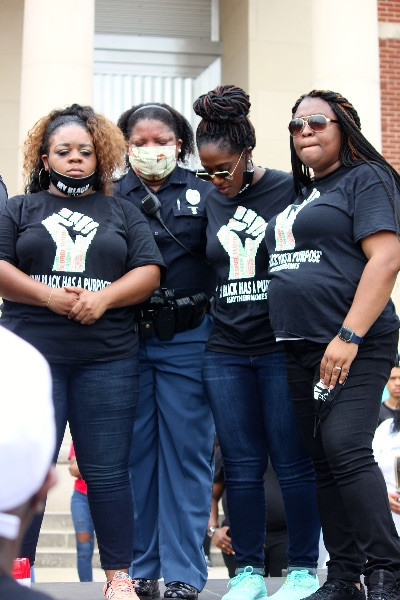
[47,287,81,316]
[212,526,235,554]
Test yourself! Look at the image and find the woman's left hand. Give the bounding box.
[64,286,108,325]
[320,337,359,389]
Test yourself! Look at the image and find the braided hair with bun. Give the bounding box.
[193,85,256,152]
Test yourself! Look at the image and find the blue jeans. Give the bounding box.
[202,350,320,569]
[71,489,95,582]
[21,356,139,570]
[52,356,139,570]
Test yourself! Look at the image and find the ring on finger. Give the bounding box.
[334,366,342,370]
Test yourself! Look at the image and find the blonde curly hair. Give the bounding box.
[23,104,126,196]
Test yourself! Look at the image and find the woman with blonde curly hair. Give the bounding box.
[0,103,164,599]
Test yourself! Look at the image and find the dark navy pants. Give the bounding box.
[285,331,400,583]
[129,315,214,591]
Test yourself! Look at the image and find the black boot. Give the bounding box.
[164,582,198,600]
[367,570,400,600]
[135,579,160,600]
[306,580,365,600]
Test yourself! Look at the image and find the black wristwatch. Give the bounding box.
[207,526,218,538]
[337,326,363,345]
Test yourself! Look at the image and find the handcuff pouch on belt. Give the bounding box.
[136,289,209,341]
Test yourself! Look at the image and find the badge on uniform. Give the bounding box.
[185,189,201,214]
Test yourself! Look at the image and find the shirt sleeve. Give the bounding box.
[353,166,400,243]
[0,175,8,215]
[0,196,23,265]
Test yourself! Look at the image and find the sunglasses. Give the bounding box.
[196,148,245,181]
[288,114,338,137]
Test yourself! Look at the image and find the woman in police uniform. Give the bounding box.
[115,103,216,600]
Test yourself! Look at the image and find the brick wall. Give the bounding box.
[378,0,400,172]
[378,0,400,22]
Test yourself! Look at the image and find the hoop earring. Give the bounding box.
[39,168,49,190]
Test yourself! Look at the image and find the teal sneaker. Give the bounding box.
[268,570,319,600]
[222,566,268,600]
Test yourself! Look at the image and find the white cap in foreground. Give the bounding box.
[0,326,55,539]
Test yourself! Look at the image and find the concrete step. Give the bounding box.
[38,530,76,549]
[38,510,224,569]
[42,511,73,530]
[35,548,101,569]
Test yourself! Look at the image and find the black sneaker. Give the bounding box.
[306,579,365,600]
[367,570,400,600]
[135,579,160,600]
[164,582,198,600]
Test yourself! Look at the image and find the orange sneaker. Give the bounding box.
[104,571,139,599]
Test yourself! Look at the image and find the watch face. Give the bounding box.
[339,327,353,342]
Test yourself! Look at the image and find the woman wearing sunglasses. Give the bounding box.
[193,85,321,600]
[265,90,400,600]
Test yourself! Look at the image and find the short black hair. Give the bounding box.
[117,103,195,163]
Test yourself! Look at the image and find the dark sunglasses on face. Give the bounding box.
[196,148,245,181]
[288,114,339,137]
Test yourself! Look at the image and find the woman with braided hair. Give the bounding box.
[193,85,321,600]
[265,90,400,600]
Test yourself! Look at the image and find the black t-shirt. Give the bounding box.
[114,166,216,299]
[0,174,7,215]
[378,403,399,426]
[0,190,164,362]
[265,163,400,343]
[205,169,297,354]
[0,575,53,599]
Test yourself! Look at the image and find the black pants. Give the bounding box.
[284,331,400,583]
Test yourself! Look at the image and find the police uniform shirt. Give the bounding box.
[114,166,216,299]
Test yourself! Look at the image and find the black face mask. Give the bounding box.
[48,168,96,197]
[237,158,255,195]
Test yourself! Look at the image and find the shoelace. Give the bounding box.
[228,567,262,590]
[283,571,314,588]
[107,578,135,596]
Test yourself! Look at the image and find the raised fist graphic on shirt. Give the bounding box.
[42,208,99,272]
[217,206,267,279]
[274,188,320,251]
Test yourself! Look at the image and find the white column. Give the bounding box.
[310,0,381,152]
[19,0,95,150]
[311,0,400,318]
